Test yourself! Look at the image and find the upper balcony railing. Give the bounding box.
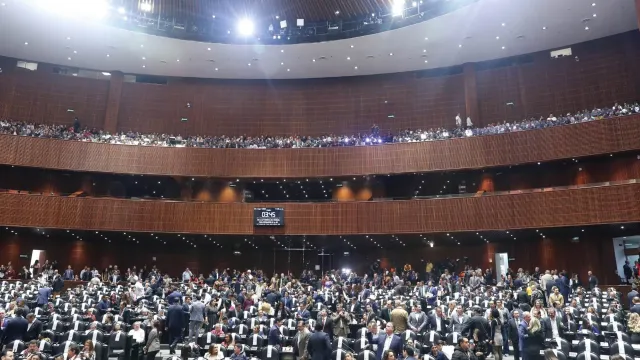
[1,114,640,177]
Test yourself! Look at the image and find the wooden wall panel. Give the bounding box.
[0,71,109,129]
[0,183,638,234]
[1,115,640,178]
[117,73,466,137]
[0,231,618,284]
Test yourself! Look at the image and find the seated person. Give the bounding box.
[128,322,146,343]
[205,345,224,360]
[251,325,265,337]
[21,341,41,360]
[578,317,600,334]
[211,323,225,336]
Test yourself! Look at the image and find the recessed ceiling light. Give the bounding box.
[347,57,350,60]
[67,57,71,60]
[281,49,284,53]
[312,59,316,62]
[73,50,77,54]
[335,10,339,14]
[1,3,5,6]
[459,44,462,48]
[496,36,499,39]
[275,15,279,19]
[177,59,180,62]
[542,26,547,30]
[287,68,290,71]
[142,57,145,60]
[24,42,28,45]
[248,63,251,66]
[585,26,589,30]
[215,68,218,71]
[424,60,428,63]
[592,13,596,17]
[425,37,429,40]
[142,65,145,68]
[106,54,110,57]
[591,2,596,6]
[501,23,506,26]
[389,53,393,56]
[66,37,71,40]
[502,46,505,49]
[207,47,211,51]
[350,45,354,48]
[423,49,426,52]
[140,44,144,48]
[281,62,284,65]
[354,66,358,69]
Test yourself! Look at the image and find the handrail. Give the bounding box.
[0,179,636,203]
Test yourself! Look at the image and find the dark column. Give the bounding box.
[636,0,640,30]
[463,63,480,126]
[103,71,123,133]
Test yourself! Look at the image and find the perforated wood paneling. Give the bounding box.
[1,183,638,234]
[1,115,640,177]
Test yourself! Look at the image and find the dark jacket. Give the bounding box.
[376,333,403,360]
[451,346,478,360]
[542,316,565,339]
[167,304,186,330]
[3,316,28,343]
[460,315,489,340]
[307,331,332,360]
[25,319,43,341]
[268,325,281,346]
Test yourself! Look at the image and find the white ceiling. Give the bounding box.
[0,0,637,79]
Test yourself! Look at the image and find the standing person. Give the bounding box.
[518,312,531,360]
[508,310,521,360]
[3,308,28,343]
[188,296,206,344]
[390,303,408,333]
[144,320,161,360]
[524,317,544,360]
[36,284,52,308]
[451,338,477,360]
[455,114,462,128]
[331,304,351,338]
[307,322,331,360]
[166,299,186,354]
[587,271,598,290]
[624,261,634,284]
[268,318,283,347]
[489,309,503,360]
[293,321,310,360]
[377,323,402,360]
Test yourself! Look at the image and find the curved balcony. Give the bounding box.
[1,115,639,178]
[0,181,638,235]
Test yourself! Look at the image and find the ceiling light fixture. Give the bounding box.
[542,26,547,30]
[585,26,589,30]
[350,45,354,48]
[496,36,499,39]
[502,46,505,49]
[118,7,125,14]
[215,68,218,71]
[501,22,506,26]
[347,57,350,60]
[237,18,255,36]
[354,66,358,69]
[287,68,290,71]
[24,42,28,45]
[207,47,211,51]
[67,57,71,60]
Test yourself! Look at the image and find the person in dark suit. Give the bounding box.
[316,310,333,339]
[631,297,640,314]
[380,301,393,322]
[427,307,449,336]
[627,286,638,308]
[24,314,42,342]
[541,308,564,339]
[307,322,331,360]
[3,309,28,344]
[293,321,310,360]
[268,318,282,347]
[460,308,489,340]
[377,323,403,360]
[587,271,598,291]
[517,312,530,360]
[36,286,51,308]
[166,302,186,354]
[507,310,521,360]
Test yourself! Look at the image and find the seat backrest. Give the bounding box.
[577,339,599,355]
[609,341,634,357]
[7,340,26,354]
[357,350,377,360]
[331,349,346,360]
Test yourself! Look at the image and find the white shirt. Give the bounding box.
[128,328,146,343]
[383,334,393,351]
[550,317,559,338]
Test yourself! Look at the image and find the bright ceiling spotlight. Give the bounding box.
[237,18,255,36]
[392,0,405,17]
[117,7,125,14]
[140,2,152,12]
[38,0,109,19]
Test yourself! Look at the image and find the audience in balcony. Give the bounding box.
[0,102,637,149]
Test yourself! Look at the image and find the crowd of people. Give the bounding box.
[0,256,633,360]
[0,102,638,149]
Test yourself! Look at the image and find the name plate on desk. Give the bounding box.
[569,352,578,358]
[572,340,579,345]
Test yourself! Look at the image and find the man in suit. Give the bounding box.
[587,271,598,291]
[403,346,418,360]
[295,305,310,321]
[268,318,283,346]
[542,308,564,339]
[427,307,449,336]
[377,322,403,360]
[518,312,531,360]
[348,298,361,315]
[408,304,428,334]
[3,308,28,344]
[508,310,521,360]
[24,314,42,342]
[460,307,489,340]
[331,304,351,338]
[293,321,310,360]
[166,301,186,354]
[630,297,640,314]
[307,322,331,360]
[188,295,206,344]
[450,305,470,333]
[36,285,51,308]
[380,301,393,322]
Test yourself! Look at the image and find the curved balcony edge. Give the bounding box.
[1,115,639,178]
[0,182,638,234]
